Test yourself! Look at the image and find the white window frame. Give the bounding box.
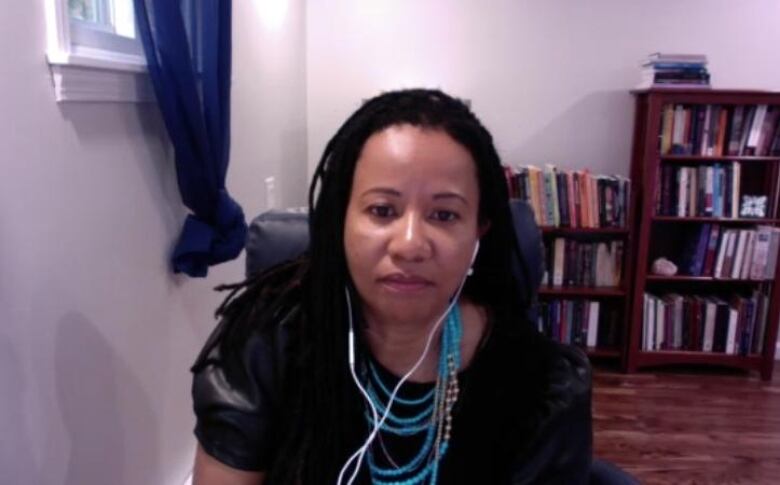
[44,0,153,103]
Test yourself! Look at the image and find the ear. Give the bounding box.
[478,220,491,238]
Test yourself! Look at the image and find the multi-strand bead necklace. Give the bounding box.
[363,305,463,485]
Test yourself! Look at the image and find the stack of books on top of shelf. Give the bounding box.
[660,104,780,156]
[671,224,780,280]
[503,165,630,228]
[537,299,620,349]
[638,52,711,89]
[656,162,743,218]
[642,290,769,355]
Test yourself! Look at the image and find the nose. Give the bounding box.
[388,210,432,262]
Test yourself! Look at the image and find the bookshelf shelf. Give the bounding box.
[540,227,630,236]
[652,216,780,224]
[645,275,771,284]
[660,155,780,163]
[627,89,780,381]
[587,348,622,359]
[631,88,780,96]
[635,350,762,371]
[539,286,626,297]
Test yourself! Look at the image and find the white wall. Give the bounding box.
[0,1,306,484]
[306,0,780,177]
[232,0,308,213]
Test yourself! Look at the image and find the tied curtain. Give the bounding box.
[134,0,247,277]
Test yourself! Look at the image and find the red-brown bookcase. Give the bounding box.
[627,89,780,381]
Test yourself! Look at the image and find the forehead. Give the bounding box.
[352,124,478,192]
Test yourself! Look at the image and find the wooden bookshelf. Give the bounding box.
[627,89,780,381]
[504,164,635,366]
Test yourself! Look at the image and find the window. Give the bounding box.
[68,0,143,56]
[45,0,152,102]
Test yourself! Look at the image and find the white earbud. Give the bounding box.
[467,240,480,276]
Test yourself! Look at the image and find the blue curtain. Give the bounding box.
[134,0,247,277]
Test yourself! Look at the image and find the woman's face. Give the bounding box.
[344,124,482,325]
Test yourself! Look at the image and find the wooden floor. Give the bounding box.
[593,362,780,485]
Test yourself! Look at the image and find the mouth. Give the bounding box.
[378,273,434,294]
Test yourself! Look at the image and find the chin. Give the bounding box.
[374,294,449,322]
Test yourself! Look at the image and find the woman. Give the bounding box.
[191,88,592,484]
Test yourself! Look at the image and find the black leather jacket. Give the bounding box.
[192,298,592,484]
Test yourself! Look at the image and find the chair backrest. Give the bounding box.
[245,208,309,277]
[245,201,544,312]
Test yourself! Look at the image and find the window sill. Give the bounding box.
[47,46,153,103]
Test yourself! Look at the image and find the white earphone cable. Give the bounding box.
[336,241,479,485]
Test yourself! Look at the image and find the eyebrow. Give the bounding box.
[361,187,469,205]
[433,192,469,205]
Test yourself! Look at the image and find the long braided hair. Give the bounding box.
[213,88,531,483]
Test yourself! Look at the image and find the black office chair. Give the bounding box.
[243,202,638,485]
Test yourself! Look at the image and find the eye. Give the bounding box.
[431,210,460,223]
[368,204,396,219]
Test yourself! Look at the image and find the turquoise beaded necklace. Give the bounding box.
[362,304,463,485]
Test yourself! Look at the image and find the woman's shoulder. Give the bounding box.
[471,324,592,438]
[190,259,306,471]
[490,323,591,399]
[542,339,592,405]
[477,327,593,483]
[193,257,306,376]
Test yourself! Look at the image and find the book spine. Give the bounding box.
[587,301,600,348]
[703,300,716,352]
[702,224,721,276]
[567,172,577,228]
[692,223,712,275]
[700,105,712,155]
[661,105,675,154]
[749,227,771,280]
[552,238,565,286]
[746,104,768,153]
[740,230,756,280]
[764,228,780,280]
[727,105,744,155]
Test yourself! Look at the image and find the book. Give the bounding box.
[746,105,768,153]
[726,307,739,355]
[740,230,756,280]
[552,238,565,286]
[587,302,600,348]
[646,52,708,64]
[731,230,748,279]
[712,298,730,353]
[701,224,721,276]
[764,227,780,280]
[702,298,717,352]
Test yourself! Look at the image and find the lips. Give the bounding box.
[378,273,434,293]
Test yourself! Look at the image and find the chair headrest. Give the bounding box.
[245,209,309,277]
